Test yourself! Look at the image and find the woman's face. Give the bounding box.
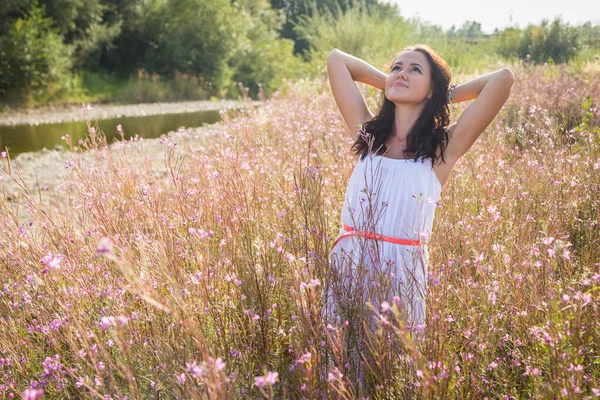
[384,50,433,106]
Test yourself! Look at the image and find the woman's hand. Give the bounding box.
[327,49,386,134]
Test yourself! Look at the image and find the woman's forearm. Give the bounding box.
[451,68,515,104]
[327,49,387,91]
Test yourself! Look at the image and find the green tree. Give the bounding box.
[0,2,72,100]
[455,20,483,41]
[519,18,580,64]
[492,27,522,60]
[1,0,123,69]
[229,0,303,97]
[269,0,398,56]
[133,0,241,94]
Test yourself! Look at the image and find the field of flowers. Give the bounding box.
[1,63,599,399]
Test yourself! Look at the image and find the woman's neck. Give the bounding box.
[392,103,426,141]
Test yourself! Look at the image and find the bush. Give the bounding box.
[0,2,72,102]
[493,18,581,65]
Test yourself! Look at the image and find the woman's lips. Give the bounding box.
[393,82,408,87]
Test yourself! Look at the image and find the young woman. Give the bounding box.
[325,44,514,342]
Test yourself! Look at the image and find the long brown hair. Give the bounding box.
[351,44,452,166]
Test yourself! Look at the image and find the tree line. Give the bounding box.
[0,0,598,105]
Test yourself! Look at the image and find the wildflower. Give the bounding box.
[522,366,541,376]
[116,124,122,133]
[255,371,278,388]
[176,373,186,384]
[327,368,343,383]
[297,352,311,364]
[40,254,62,271]
[99,317,111,330]
[99,316,129,329]
[1,151,6,158]
[76,376,86,387]
[96,237,113,255]
[381,302,390,312]
[186,361,203,379]
[300,278,320,290]
[213,357,226,372]
[22,388,43,400]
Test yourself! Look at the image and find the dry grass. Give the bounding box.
[1,64,599,399]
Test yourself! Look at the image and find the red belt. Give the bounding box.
[332,224,421,249]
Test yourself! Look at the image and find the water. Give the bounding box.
[0,109,222,156]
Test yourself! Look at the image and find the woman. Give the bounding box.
[325,44,514,357]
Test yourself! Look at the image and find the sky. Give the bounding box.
[387,0,599,34]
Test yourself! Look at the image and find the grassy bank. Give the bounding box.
[0,70,228,111]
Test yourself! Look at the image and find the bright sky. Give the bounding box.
[387,0,599,34]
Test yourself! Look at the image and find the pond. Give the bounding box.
[0,109,223,156]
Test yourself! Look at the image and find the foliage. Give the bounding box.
[269,0,398,55]
[0,0,598,106]
[295,4,416,75]
[492,18,582,64]
[0,2,73,101]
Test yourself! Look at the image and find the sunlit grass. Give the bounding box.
[0,63,599,398]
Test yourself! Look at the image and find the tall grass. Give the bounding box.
[0,63,599,398]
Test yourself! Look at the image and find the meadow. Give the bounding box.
[1,62,599,399]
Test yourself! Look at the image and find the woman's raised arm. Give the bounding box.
[445,68,515,162]
[327,49,387,135]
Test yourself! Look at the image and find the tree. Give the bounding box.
[269,0,398,56]
[519,18,580,64]
[455,20,483,41]
[0,2,72,99]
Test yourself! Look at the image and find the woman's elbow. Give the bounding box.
[501,68,515,85]
[328,48,341,60]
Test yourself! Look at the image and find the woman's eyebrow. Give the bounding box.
[393,61,424,69]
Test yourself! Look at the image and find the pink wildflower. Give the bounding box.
[96,237,113,255]
[255,371,278,387]
[22,389,43,400]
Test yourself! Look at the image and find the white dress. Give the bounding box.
[328,153,442,330]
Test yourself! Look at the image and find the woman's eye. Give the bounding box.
[413,67,421,73]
